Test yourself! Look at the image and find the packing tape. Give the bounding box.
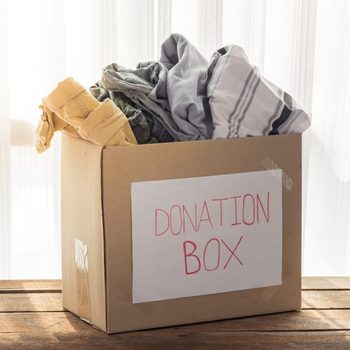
[75,238,92,321]
[261,156,293,191]
[261,287,277,302]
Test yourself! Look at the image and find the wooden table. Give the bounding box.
[1,278,350,349]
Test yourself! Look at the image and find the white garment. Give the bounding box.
[207,45,311,139]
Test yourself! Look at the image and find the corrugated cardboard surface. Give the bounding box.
[101,134,301,333]
[61,135,106,331]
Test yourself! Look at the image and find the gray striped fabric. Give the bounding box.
[206,45,311,139]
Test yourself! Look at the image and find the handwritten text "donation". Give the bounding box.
[153,192,270,275]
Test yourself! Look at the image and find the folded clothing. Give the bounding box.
[207,45,311,139]
[36,77,137,153]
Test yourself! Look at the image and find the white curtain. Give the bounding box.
[0,0,349,278]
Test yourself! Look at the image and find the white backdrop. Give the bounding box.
[0,0,349,278]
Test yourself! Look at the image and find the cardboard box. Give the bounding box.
[61,133,301,334]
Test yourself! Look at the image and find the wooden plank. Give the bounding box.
[166,310,350,333]
[0,312,90,333]
[0,277,348,292]
[302,290,350,309]
[1,278,350,350]
[2,309,350,334]
[0,331,350,350]
[0,280,62,293]
[1,289,348,314]
[111,331,350,350]
[0,278,348,292]
[0,293,63,312]
[302,277,350,290]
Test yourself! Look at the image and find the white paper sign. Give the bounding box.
[131,169,282,304]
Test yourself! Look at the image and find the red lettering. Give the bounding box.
[212,197,228,226]
[183,240,201,275]
[230,196,242,226]
[154,209,170,236]
[257,192,270,223]
[198,201,213,230]
[242,194,255,225]
[221,236,244,269]
[203,238,220,271]
[182,204,198,233]
[170,205,183,235]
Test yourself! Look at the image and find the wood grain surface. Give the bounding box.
[0,277,349,349]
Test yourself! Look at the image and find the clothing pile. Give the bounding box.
[36,33,310,152]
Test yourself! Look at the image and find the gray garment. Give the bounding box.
[95,61,197,142]
[159,33,214,139]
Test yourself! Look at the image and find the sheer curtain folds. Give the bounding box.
[0,0,349,278]
[0,0,11,278]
